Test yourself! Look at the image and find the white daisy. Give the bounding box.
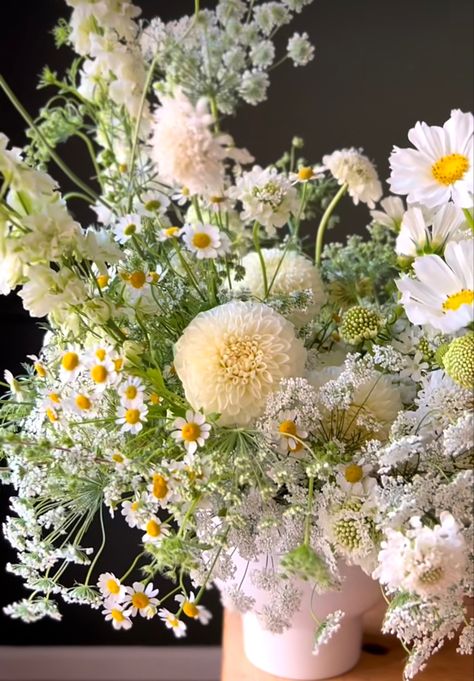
[370,196,405,230]
[113,213,143,244]
[276,410,308,454]
[124,582,159,618]
[175,592,212,625]
[108,450,129,468]
[335,463,376,497]
[397,239,474,332]
[289,164,325,184]
[157,225,183,242]
[59,347,83,383]
[98,572,126,603]
[182,223,226,260]
[171,187,191,206]
[135,190,170,218]
[141,516,170,545]
[123,266,164,302]
[158,608,187,638]
[102,602,133,630]
[67,392,96,416]
[322,148,382,209]
[118,377,145,407]
[148,472,172,506]
[116,403,149,434]
[396,204,468,257]
[121,498,143,528]
[87,356,118,392]
[388,109,473,208]
[171,411,211,455]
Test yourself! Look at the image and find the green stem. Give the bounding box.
[314,183,347,265]
[252,221,269,297]
[120,552,144,582]
[304,476,314,545]
[0,74,109,208]
[84,503,106,586]
[463,208,474,232]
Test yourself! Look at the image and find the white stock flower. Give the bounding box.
[396,204,468,258]
[18,266,87,318]
[397,239,474,332]
[374,512,467,597]
[174,301,307,425]
[232,248,326,325]
[388,109,473,208]
[228,166,299,235]
[323,148,382,209]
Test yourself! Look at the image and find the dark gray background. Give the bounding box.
[0,0,472,646]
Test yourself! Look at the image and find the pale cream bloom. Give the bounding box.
[323,148,382,208]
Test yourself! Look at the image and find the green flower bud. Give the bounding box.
[442,334,474,389]
[280,544,332,585]
[292,136,304,148]
[340,306,383,345]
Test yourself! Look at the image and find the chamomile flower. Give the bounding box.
[171,411,211,455]
[87,356,118,392]
[28,355,47,379]
[98,572,126,602]
[116,403,149,434]
[59,347,83,382]
[118,377,145,407]
[289,164,325,184]
[121,498,143,528]
[182,223,225,259]
[148,472,171,506]
[68,392,96,416]
[113,214,143,244]
[3,370,26,402]
[276,411,308,454]
[388,109,473,208]
[108,450,129,468]
[141,516,170,545]
[123,266,164,302]
[124,582,159,618]
[158,608,187,638]
[175,592,212,624]
[135,190,170,218]
[172,187,191,205]
[336,463,376,497]
[102,602,133,630]
[158,225,183,242]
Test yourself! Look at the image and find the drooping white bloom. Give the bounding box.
[175,592,212,625]
[374,512,467,597]
[370,196,405,230]
[102,601,133,630]
[396,204,468,257]
[124,582,159,618]
[150,90,244,196]
[388,109,474,208]
[232,248,326,324]
[228,166,299,235]
[397,239,474,332]
[158,608,187,638]
[174,301,307,425]
[323,148,382,208]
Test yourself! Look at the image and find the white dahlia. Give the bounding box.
[397,239,474,333]
[396,203,467,258]
[232,248,326,325]
[174,301,307,425]
[388,109,473,209]
[322,148,382,208]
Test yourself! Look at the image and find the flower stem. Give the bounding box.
[463,208,474,232]
[304,476,314,546]
[314,183,347,265]
[253,221,269,297]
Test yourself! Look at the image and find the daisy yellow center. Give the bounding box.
[210,195,224,204]
[107,579,121,595]
[62,352,79,371]
[146,519,161,537]
[112,453,124,463]
[125,409,141,425]
[95,348,106,361]
[344,464,364,483]
[91,365,108,383]
[124,223,137,236]
[145,199,161,211]
[125,386,138,400]
[96,274,109,289]
[192,232,212,249]
[181,187,190,196]
[118,163,128,173]
[220,334,266,386]
[432,153,469,186]
[167,615,180,627]
[150,393,161,404]
[114,358,123,372]
[46,408,58,423]
[152,474,168,499]
[131,592,149,609]
[129,271,146,289]
[75,394,91,410]
[183,601,199,618]
[442,289,474,312]
[111,608,125,622]
[49,393,61,404]
[165,227,180,237]
[35,363,47,377]
[298,166,314,181]
[181,422,201,441]
[279,420,298,436]
[131,501,139,511]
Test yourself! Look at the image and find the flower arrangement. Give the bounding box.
[0,1,473,678]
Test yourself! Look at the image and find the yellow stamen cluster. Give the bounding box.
[75,394,92,411]
[131,592,149,609]
[182,601,199,618]
[62,352,79,372]
[192,233,212,249]
[297,166,314,181]
[442,289,474,312]
[152,474,168,499]
[91,365,108,383]
[107,579,121,595]
[125,409,140,425]
[129,271,147,289]
[432,153,469,186]
[181,422,201,442]
[146,519,161,537]
[344,464,364,483]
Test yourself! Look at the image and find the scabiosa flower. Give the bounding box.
[323,148,382,209]
[98,572,126,603]
[102,602,133,630]
[116,403,149,434]
[396,204,467,258]
[171,410,211,455]
[442,334,474,389]
[113,214,143,244]
[397,239,474,333]
[370,196,405,230]
[124,582,159,618]
[339,306,384,345]
[388,109,473,208]
[158,608,187,638]
[174,301,307,426]
[228,165,299,235]
[182,223,228,259]
[175,592,212,624]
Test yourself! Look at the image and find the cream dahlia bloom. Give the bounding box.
[322,148,382,208]
[174,301,307,425]
[232,248,327,325]
[150,90,250,196]
[388,109,473,208]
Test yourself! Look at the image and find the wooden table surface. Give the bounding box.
[221,605,473,681]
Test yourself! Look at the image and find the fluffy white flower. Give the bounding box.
[370,196,405,230]
[287,32,315,66]
[232,248,326,324]
[18,265,87,318]
[388,109,473,208]
[174,301,307,425]
[323,148,382,209]
[396,204,467,257]
[397,239,474,332]
[150,90,242,196]
[374,512,467,597]
[228,166,299,235]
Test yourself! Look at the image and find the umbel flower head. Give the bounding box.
[174,301,307,425]
[442,334,474,389]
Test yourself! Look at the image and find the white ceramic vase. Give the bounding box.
[220,554,381,680]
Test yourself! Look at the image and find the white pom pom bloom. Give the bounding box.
[322,148,382,208]
[174,301,307,425]
[397,239,474,333]
[396,204,468,258]
[232,248,326,325]
[388,109,473,209]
